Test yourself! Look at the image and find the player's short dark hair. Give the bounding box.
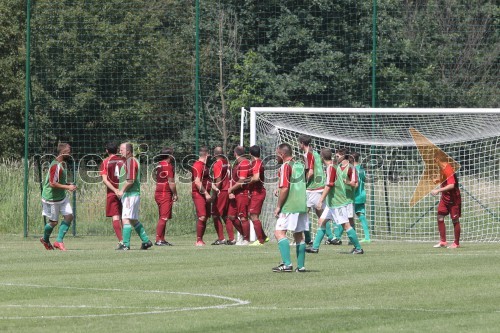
[351,151,361,163]
[234,146,245,156]
[199,146,209,157]
[57,142,70,155]
[298,134,311,146]
[278,143,292,157]
[434,149,448,162]
[213,146,224,157]
[249,145,260,158]
[106,141,118,154]
[159,147,174,160]
[336,147,349,157]
[320,148,332,161]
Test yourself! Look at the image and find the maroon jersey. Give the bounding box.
[439,163,461,204]
[100,154,125,194]
[248,158,265,192]
[231,158,251,195]
[212,158,230,191]
[155,160,175,194]
[192,160,211,193]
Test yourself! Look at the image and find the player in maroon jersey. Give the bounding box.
[191,146,213,246]
[154,147,178,246]
[100,141,125,248]
[227,146,251,245]
[210,146,235,245]
[247,145,268,245]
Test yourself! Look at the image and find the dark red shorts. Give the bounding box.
[106,193,122,217]
[227,194,249,218]
[248,189,266,215]
[212,191,229,217]
[192,193,211,218]
[438,198,461,220]
[155,194,173,219]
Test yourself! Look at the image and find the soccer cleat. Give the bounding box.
[140,240,153,250]
[272,263,293,272]
[211,239,227,245]
[305,240,313,246]
[155,240,174,246]
[226,240,236,245]
[325,238,342,245]
[236,240,250,246]
[295,267,307,273]
[360,239,371,243]
[195,240,206,247]
[249,240,263,246]
[448,243,460,249]
[40,237,54,250]
[351,248,364,254]
[433,241,448,248]
[305,247,319,254]
[264,236,270,243]
[53,241,67,251]
[116,243,130,251]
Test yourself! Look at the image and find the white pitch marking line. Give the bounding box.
[0,282,250,320]
[242,306,500,314]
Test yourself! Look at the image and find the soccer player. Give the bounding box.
[154,147,178,246]
[115,142,152,250]
[352,151,371,243]
[40,143,77,251]
[297,135,330,245]
[431,150,462,248]
[100,141,125,248]
[227,146,251,245]
[191,146,213,246]
[247,145,268,246]
[210,146,234,245]
[273,143,308,272]
[306,148,364,254]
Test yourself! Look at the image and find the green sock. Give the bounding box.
[43,223,54,242]
[277,238,292,266]
[312,227,326,249]
[358,214,370,240]
[334,224,344,239]
[56,221,70,242]
[347,228,362,250]
[304,220,312,243]
[296,242,306,269]
[325,221,334,240]
[122,224,132,247]
[134,222,150,243]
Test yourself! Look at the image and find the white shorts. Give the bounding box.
[122,195,140,220]
[42,197,73,222]
[347,203,354,218]
[306,191,325,209]
[320,205,349,225]
[276,213,308,233]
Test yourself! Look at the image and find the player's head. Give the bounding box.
[249,145,261,158]
[106,141,118,155]
[335,147,349,163]
[199,146,209,158]
[351,151,361,163]
[320,148,332,162]
[297,134,311,150]
[234,146,245,158]
[276,143,292,163]
[213,146,224,158]
[159,147,174,161]
[57,143,71,160]
[120,142,133,158]
[434,150,448,163]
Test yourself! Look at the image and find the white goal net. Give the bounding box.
[242,108,500,242]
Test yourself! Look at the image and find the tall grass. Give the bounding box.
[1,160,199,236]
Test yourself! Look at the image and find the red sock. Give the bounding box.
[437,219,446,243]
[453,221,461,245]
[197,218,206,241]
[225,218,235,241]
[213,217,225,240]
[241,219,250,241]
[156,218,166,242]
[252,219,265,243]
[112,219,122,242]
[230,218,243,235]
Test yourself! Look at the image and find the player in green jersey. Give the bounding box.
[352,152,370,242]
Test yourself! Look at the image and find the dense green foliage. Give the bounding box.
[0,0,498,158]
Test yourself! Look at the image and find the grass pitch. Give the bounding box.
[0,235,498,333]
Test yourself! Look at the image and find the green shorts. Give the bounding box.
[354,203,365,215]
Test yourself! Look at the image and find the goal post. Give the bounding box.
[241,107,500,242]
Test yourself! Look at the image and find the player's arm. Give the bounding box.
[193,165,211,201]
[101,174,118,194]
[431,167,456,196]
[49,165,76,192]
[117,162,136,197]
[228,161,250,194]
[168,176,178,201]
[305,153,314,183]
[274,164,290,217]
[247,161,261,185]
[344,166,357,187]
[275,187,289,217]
[317,166,335,210]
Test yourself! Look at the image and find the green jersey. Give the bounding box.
[119,157,140,198]
[41,160,68,202]
[330,164,352,208]
[354,164,366,204]
[305,150,325,190]
[280,160,307,214]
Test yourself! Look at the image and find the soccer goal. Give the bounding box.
[241,107,500,242]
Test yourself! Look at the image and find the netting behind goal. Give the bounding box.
[247,108,500,242]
